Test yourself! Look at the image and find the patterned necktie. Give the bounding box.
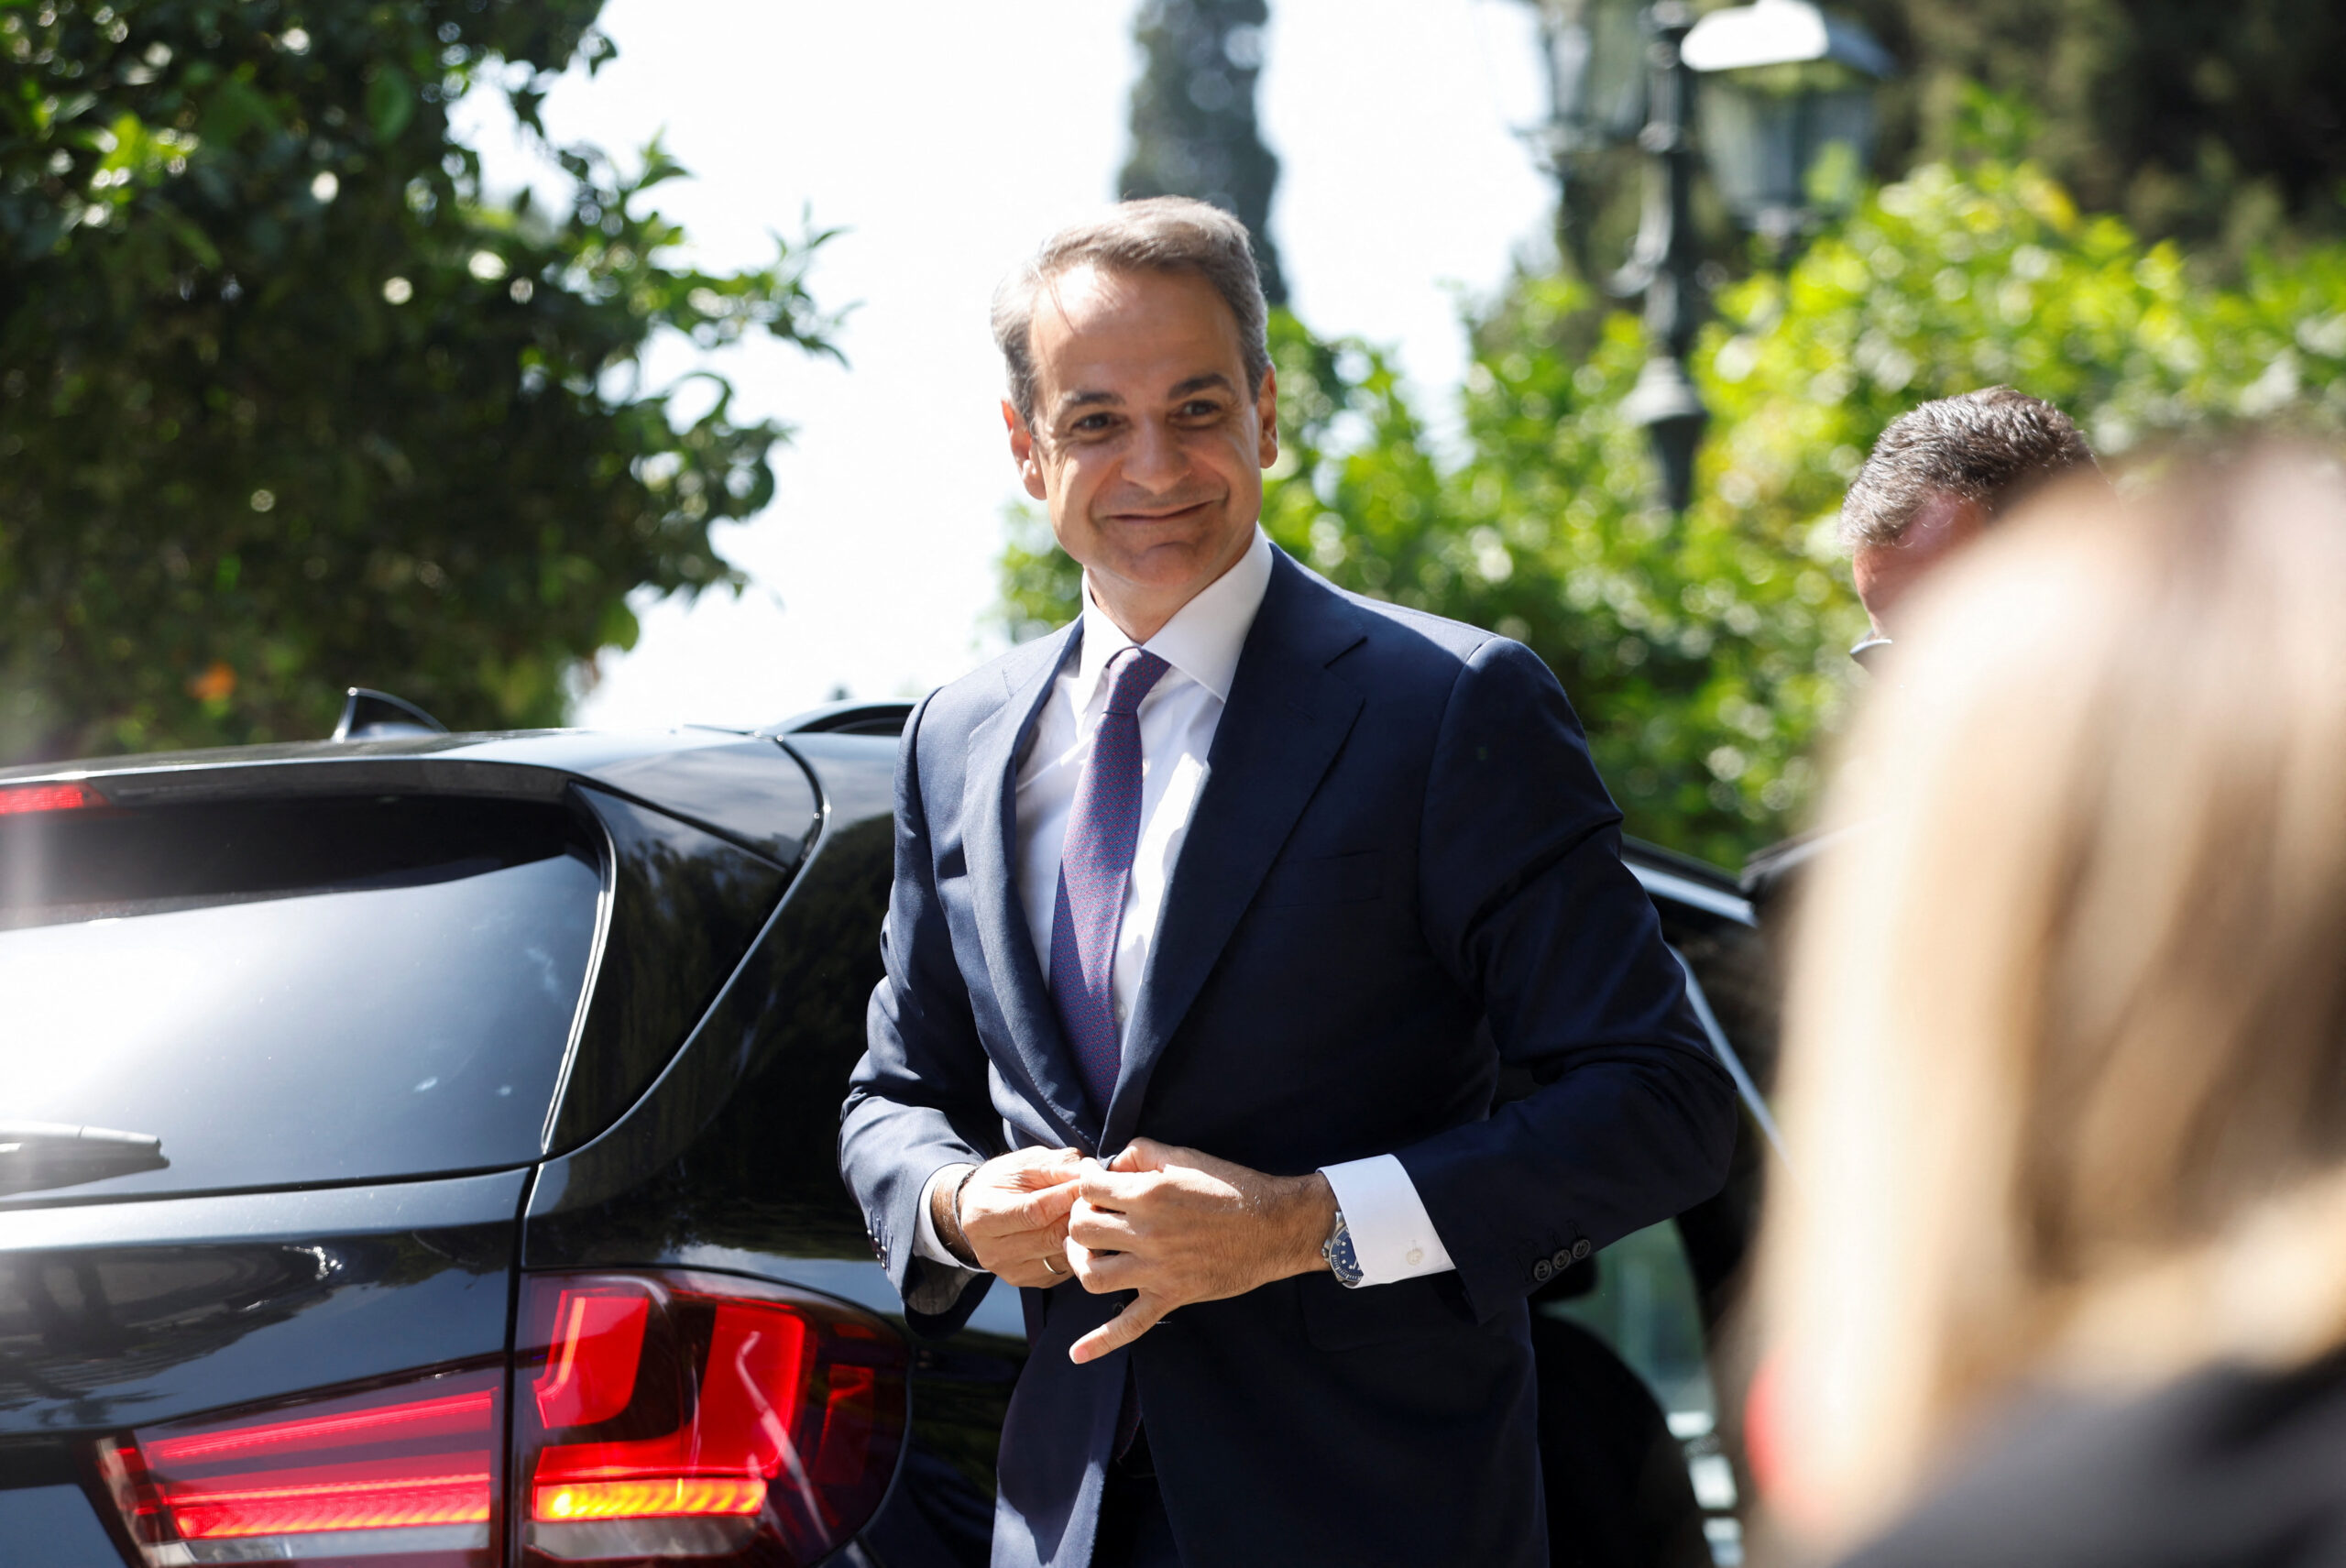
[1050,645,1172,1117]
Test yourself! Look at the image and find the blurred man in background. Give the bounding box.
[1744,387,2097,914]
[1838,387,2098,664]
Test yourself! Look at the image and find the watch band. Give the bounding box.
[1321,1208,1365,1288]
[943,1164,982,1269]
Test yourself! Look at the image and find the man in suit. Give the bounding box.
[839,197,1737,1568]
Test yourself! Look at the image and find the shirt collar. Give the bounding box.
[1072,527,1273,711]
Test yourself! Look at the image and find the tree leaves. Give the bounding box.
[365,64,413,145]
[1,0,838,762]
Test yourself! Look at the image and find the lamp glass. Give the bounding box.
[1584,0,1650,142]
[1698,60,1876,229]
[1540,0,1649,149]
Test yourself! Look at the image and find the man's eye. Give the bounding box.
[1178,400,1224,420]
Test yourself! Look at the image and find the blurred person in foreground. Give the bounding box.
[1838,386,2096,666]
[1757,444,2346,1567]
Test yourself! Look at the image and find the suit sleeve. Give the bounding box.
[1395,636,1739,1322]
[839,692,1002,1336]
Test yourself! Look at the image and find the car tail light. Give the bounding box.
[0,779,104,814]
[95,1363,502,1566]
[514,1271,909,1565]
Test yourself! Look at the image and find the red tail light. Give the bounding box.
[515,1270,909,1565]
[0,779,104,814]
[95,1364,501,1566]
[88,1274,907,1565]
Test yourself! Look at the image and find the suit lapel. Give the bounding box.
[961,621,1103,1152]
[1104,553,1367,1148]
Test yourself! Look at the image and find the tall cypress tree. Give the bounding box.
[1119,0,1289,306]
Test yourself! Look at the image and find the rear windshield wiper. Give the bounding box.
[0,1122,170,1196]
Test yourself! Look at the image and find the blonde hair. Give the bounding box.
[1760,446,2346,1546]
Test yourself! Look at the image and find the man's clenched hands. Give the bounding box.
[1063,1137,1336,1364]
[932,1146,1085,1289]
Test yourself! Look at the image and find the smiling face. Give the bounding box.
[1004,262,1277,641]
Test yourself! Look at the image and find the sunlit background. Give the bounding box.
[457,0,1555,729]
[12,0,2342,868]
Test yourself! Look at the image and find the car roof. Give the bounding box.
[2,720,1751,924]
[0,726,826,867]
[0,696,916,790]
[0,725,742,781]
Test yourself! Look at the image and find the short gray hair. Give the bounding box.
[991,197,1273,428]
[1841,387,2099,549]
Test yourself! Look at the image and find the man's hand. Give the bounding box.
[932,1146,1086,1289]
[1062,1137,1335,1364]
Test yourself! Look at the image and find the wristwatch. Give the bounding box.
[1321,1208,1365,1288]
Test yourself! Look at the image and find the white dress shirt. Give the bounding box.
[915,528,1454,1287]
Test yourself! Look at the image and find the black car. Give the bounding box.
[0,696,1784,1568]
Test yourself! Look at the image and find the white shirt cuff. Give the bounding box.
[1319,1154,1454,1285]
[912,1163,980,1268]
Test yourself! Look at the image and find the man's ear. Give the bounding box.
[1004,399,1048,501]
[1255,367,1279,470]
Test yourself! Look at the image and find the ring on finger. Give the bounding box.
[1044,1257,1064,1276]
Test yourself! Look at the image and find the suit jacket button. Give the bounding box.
[1551,1249,1572,1269]
[1573,1239,1592,1261]
[1532,1260,1555,1284]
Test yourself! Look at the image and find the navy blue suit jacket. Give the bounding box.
[840,550,1736,1568]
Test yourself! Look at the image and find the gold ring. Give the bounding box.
[1044,1258,1064,1276]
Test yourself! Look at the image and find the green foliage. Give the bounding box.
[0,0,838,762]
[1119,0,1286,304]
[1834,0,2346,257]
[1526,1,2345,294]
[997,154,2346,868]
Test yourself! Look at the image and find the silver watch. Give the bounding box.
[1321,1208,1365,1288]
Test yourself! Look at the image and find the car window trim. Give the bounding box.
[1670,946,1793,1176]
[541,785,619,1158]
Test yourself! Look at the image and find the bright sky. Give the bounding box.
[456,0,1556,729]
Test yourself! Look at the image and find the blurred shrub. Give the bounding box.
[0,0,837,761]
[1000,152,2346,869]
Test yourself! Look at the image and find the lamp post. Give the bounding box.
[1614,2,1706,516]
[1523,0,1646,282]
[1516,0,1894,513]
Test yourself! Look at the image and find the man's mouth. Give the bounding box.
[1103,499,1214,525]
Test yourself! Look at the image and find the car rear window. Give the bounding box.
[0,794,604,1200]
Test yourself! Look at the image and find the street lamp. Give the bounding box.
[1614,2,1707,515]
[1683,0,1894,253]
[1522,0,1647,280]
[1518,0,1894,512]
[1527,1,1647,167]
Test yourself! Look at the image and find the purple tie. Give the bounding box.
[1051,646,1171,1117]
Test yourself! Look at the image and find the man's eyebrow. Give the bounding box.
[1049,372,1238,422]
[1169,372,1237,399]
[1052,389,1124,418]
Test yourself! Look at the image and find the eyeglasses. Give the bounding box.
[1849,633,1893,671]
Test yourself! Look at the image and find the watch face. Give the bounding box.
[1324,1214,1365,1286]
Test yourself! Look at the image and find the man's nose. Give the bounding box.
[1124,417,1186,489]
